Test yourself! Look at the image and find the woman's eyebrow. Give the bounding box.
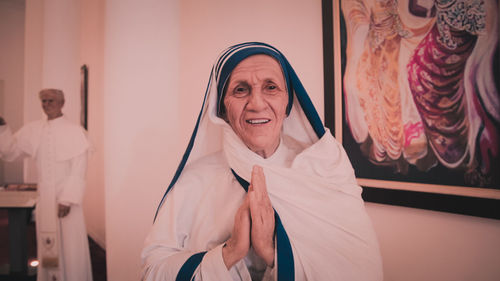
[231,80,250,87]
[264,78,277,83]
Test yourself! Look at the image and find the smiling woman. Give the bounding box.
[221,55,289,159]
[141,42,383,281]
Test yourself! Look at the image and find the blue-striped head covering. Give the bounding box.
[155,42,325,219]
[215,43,294,117]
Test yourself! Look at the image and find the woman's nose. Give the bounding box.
[246,91,266,111]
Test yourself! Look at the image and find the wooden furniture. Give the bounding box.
[0,184,37,275]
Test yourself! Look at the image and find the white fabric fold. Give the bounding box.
[143,42,383,281]
[13,116,88,161]
[223,123,382,280]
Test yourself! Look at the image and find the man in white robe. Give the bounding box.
[0,89,92,281]
[142,43,383,280]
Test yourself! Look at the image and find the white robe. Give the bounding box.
[142,136,295,281]
[142,126,383,280]
[0,116,92,281]
[142,42,383,280]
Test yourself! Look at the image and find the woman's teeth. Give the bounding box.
[247,119,270,124]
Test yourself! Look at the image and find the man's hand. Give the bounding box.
[58,204,71,218]
[222,195,251,269]
[0,116,6,126]
[249,165,275,267]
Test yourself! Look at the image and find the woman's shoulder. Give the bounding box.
[165,151,236,206]
[185,150,228,171]
[177,151,231,186]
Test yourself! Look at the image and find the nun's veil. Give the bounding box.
[155,42,325,219]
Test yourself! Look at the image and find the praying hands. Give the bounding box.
[222,165,275,269]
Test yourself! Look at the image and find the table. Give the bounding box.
[0,184,37,275]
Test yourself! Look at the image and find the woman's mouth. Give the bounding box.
[246,119,270,124]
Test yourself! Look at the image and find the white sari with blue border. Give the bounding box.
[141,42,383,281]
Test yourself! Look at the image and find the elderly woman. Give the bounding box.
[141,42,383,280]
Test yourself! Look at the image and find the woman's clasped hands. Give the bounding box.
[222,165,275,269]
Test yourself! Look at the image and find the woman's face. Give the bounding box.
[223,54,288,158]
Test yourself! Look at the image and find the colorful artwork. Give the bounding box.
[339,0,499,191]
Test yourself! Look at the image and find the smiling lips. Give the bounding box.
[246,118,271,124]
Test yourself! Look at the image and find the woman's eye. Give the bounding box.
[265,84,279,93]
[233,86,249,96]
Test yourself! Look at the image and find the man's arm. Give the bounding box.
[0,116,24,161]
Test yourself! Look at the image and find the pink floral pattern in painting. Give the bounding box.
[342,0,499,186]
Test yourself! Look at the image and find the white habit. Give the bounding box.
[143,127,383,280]
[0,116,92,281]
[142,43,383,281]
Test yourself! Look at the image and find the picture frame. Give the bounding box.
[80,64,88,130]
[322,0,500,219]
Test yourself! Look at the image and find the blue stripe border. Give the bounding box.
[175,251,207,281]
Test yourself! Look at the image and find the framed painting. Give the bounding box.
[80,64,88,130]
[322,0,500,219]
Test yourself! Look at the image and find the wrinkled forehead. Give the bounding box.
[228,54,285,83]
[215,44,294,116]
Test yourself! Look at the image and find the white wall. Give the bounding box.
[80,0,106,249]
[0,0,25,184]
[41,0,81,124]
[103,0,181,280]
[24,0,43,127]
[367,203,500,281]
